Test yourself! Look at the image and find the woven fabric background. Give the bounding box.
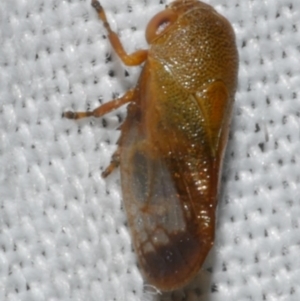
[1,0,299,300]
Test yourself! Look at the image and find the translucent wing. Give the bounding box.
[118,68,230,290]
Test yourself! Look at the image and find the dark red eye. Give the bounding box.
[146,10,178,43]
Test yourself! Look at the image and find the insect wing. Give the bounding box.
[121,130,198,290]
[119,96,221,290]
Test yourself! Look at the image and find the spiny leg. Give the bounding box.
[63,89,135,176]
[102,146,121,178]
[91,0,148,66]
[63,89,135,120]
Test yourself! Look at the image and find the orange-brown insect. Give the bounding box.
[64,0,238,291]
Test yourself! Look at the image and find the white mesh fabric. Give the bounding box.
[0,0,300,300]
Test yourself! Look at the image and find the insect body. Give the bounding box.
[64,0,238,291]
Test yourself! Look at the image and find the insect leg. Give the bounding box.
[101,147,121,178]
[63,89,135,120]
[91,0,148,66]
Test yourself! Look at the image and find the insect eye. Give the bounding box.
[146,9,178,44]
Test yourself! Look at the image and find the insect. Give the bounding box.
[63,0,238,292]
